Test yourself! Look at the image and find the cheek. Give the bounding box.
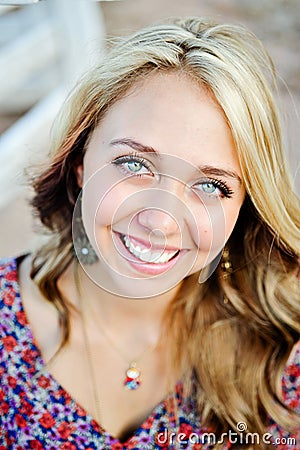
[84,182,141,232]
[190,203,227,251]
[84,188,129,230]
[81,160,134,229]
[190,199,243,252]
[96,193,124,227]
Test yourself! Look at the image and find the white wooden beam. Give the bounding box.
[0,0,106,209]
[0,88,65,209]
[0,21,58,102]
[51,0,105,88]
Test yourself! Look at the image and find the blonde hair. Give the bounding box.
[31,18,300,449]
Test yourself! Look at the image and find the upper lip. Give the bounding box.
[114,231,183,252]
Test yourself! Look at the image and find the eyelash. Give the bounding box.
[112,153,154,177]
[194,178,234,199]
[112,153,234,198]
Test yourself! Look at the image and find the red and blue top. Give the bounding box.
[0,257,299,449]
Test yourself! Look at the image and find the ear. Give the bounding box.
[75,164,84,188]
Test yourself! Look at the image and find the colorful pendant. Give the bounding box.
[124,363,141,390]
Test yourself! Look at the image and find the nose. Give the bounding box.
[137,208,179,236]
[134,177,186,237]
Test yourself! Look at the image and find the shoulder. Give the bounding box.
[0,256,20,311]
[266,342,300,449]
[0,256,18,287]
[0,256,25,341]
[282,341,300,413]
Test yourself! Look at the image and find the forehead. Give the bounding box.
[88,71,240,174]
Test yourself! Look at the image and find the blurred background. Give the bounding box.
[0,0,299,258]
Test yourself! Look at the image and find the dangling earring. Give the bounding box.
[73,198,98,265]
[221,247,232,279]
[221,247,232,304]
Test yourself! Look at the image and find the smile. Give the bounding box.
[120,234,179,264]
[112,232,183,276]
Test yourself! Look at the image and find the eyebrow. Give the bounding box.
[110,138,242,184]
[198,165,242,185]
[110,138,159,156]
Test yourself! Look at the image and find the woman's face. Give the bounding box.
[75,72,245,298]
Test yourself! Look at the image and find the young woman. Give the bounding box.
[0,17,299,450]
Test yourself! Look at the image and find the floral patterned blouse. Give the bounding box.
[0,257,299,449]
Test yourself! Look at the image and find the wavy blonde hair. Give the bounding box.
[31,18,300,449]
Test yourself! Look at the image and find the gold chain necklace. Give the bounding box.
[74,263,158,393]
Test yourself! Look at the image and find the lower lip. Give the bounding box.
[114,233,182,276]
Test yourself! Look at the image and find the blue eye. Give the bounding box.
[200,182,218,194]
[124,160,150,174]
[112,154,153,177]
[193,179,233,198]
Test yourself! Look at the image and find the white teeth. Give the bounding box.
[122,235,178,264]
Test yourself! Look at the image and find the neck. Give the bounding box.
[83,263,180,328]
[60,260,182,345]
